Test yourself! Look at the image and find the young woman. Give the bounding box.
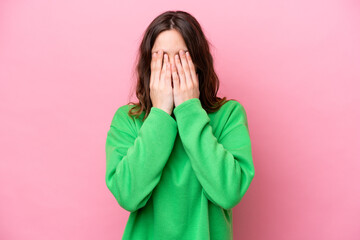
[105,10,255,240]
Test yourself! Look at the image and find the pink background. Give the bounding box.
[1,0,359,239]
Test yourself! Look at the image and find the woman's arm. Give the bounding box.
[105,105,178,212]
[173,98,255,210]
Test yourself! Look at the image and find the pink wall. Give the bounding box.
[1,1,359,239]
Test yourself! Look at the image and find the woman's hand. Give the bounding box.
[171,49,200,107]
[150,50,174,115]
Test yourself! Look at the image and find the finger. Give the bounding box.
[171,61,180,91]
[154,50,164,87]
[165,55,171,87]
[150,52,157,87]
[185,51,199,87]
[175,53,185,89]
[159,53,168,87]
[179,50,192,88]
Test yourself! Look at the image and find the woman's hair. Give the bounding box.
[127,10,229,121]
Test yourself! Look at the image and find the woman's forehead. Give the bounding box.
[152,30,188,54]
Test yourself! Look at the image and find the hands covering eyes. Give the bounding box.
[150,49,200,115]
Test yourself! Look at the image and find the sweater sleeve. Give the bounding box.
[173,98,255,210]
[105,105,178,212]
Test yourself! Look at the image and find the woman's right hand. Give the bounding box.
[150,50,174,115]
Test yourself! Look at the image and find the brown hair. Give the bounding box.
[127,10,230,121]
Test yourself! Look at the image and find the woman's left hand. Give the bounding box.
[171,49,200,107]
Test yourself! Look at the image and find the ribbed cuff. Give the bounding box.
[150,107,177,128]
[173,98,202,116]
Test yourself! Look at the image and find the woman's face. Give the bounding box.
[151,29,188,68]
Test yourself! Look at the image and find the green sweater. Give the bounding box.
[105,98,255,240]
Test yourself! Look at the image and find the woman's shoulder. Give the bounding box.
[115,104,135,115]
[111,103,139,125]
[214,98,248,125]
[223,98,243,108]
[217,98,246,115]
